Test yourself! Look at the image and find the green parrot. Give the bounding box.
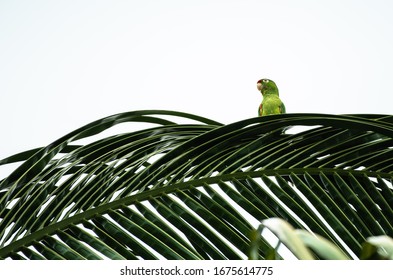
[257,79,286,116]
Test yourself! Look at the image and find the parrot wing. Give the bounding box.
[280,101,286,114]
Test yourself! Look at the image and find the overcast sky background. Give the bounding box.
[1,0,393,169]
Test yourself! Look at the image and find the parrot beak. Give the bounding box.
[257,82,263,92]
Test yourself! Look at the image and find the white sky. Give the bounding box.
[1,0,393,162]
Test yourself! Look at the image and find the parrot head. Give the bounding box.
[257,79,279,95]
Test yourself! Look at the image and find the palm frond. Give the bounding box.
[0,111,392,259]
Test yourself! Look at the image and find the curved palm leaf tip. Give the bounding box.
[0,110,392,260]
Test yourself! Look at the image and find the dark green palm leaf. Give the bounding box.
[0,111,392,259]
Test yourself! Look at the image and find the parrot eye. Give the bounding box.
[263,79,269,83]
